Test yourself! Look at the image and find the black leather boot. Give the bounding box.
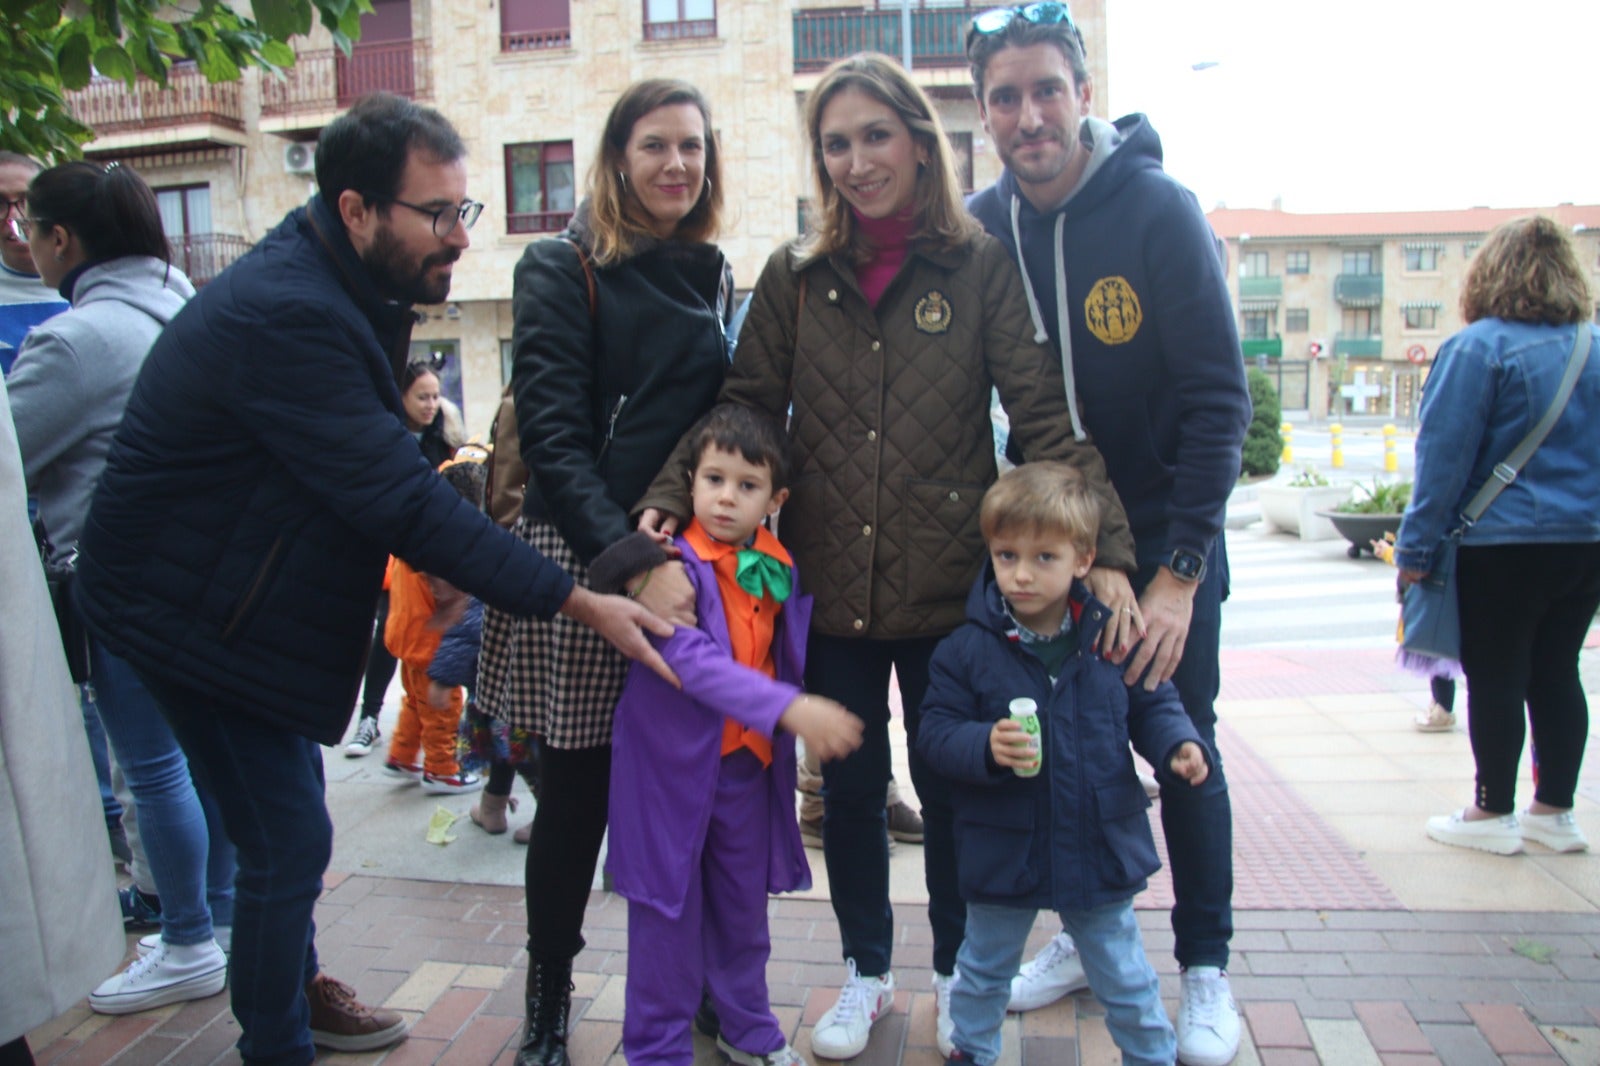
[515,956,573,1066]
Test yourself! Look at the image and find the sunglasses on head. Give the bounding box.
[968,2,1084,49]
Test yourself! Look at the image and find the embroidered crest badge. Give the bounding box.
[1084,276,1142,345]
[914,290,953,334]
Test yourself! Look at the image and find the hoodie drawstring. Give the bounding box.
[1009,197,1086,442]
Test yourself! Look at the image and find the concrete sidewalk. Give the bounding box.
[30,636,1600,1065]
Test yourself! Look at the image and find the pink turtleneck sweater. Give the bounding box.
[852,208,916,308]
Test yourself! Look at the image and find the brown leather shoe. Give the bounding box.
[307,973,409,1052]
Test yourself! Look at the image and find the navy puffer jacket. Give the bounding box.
[77,196,573,745]
[917,565,1210,913]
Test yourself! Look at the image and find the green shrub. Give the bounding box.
[1241,368,1283,477]
[1335,479,1411,514]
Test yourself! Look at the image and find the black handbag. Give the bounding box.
[36,523,92,684]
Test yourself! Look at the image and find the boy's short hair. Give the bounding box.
[439,456,487,511]
[979,462,1101,557]
[686,403,792,491]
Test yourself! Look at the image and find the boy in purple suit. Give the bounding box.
[597,404,862,1066]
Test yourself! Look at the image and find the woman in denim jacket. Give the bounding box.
[1396,216,1600,857]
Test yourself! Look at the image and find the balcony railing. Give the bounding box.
[170,233,251,287]
[502,27,572,51]
[1334,273,1383,307]
[1238,275,1282,299]
[508,211,574,235]
[67,65,244,137]
[644,17,717,41]
[1240,337,1283,359]
[794,6,979,71]
[261,40,432,119]
[1334,333,1383,358]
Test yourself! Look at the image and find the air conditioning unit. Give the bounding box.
[283,142,315,176]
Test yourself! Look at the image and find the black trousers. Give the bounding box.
[809,633,965,977]
[524,744,611,962]
[1457,541,1600,813]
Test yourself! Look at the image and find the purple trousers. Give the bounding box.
[623,749,786,1065]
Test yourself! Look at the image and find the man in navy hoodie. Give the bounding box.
[964,7,1250,1065]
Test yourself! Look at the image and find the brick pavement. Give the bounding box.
[28,644,1600,1065]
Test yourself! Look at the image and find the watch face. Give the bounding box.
[1170,550,1204,580]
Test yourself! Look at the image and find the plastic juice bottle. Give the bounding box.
[1009,697,1042,778]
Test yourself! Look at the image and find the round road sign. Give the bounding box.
[1405,343,1428,364]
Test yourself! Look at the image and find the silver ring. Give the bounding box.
[1122,607,1134,614]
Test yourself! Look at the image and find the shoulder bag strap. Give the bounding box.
[1460,324,1592,526]
[559,237,598,320]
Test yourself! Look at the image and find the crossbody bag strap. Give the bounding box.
[1460,324,1592,526]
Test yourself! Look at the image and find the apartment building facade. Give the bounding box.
[64,0,1110,437]
[1209,204,1600,423]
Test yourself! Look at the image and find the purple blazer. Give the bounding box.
[606,535,813,918]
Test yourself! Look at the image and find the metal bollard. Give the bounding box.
[1280,422,1293,464]
[1383,423,1398,473]
[1330,422,1344,469]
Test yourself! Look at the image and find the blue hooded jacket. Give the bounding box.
[968,114,1250,562]
[917,564,1207,913]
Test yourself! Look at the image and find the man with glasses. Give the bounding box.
[964,7,1250,1065]
[0,152,68,373]
[76,92,678,1066]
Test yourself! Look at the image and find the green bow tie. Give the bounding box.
[735,550,792,603]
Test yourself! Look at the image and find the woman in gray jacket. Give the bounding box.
[8,161,236,1015]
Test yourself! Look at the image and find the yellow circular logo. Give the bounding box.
[914,290,953,334]
[1084,276,1142,346]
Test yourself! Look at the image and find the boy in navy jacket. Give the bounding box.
[918,463,1210,1066]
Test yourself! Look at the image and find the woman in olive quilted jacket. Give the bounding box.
[637,52,1138,1061]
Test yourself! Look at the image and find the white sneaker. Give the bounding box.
[1176,966,1240,1066]
[810,961,894,1060]
[139,926,231,957]
[932,971,956,1057]
[1007,932,1088,1012]
[345,716,381,757]
[89,939,227,1014]
[1521,809,1589,852]
[715,1035,809,1066]
[1426,810,1523,855]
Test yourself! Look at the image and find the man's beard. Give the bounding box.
[363,222,457,306]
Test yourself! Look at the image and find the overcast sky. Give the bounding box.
[1102,0,1600,214]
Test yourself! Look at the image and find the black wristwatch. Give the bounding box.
[1167,548,1206,583]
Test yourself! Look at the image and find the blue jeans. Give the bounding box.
[1137,536,1233,970]
[953,901,1174,1066]
[809,634,964,977]
[89,638,234,944]
[143,671,330,1066]
[79,684,123,830]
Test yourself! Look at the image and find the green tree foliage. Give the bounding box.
[1,0,371,162]
[1241,367,1283,478]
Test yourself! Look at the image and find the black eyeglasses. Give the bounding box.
[968,2,1084,50]
[1,197,26,220]
[374,196,484,239]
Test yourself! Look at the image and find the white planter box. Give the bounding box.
[1257,483,1352,541]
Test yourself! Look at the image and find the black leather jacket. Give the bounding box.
[510,207,730,566]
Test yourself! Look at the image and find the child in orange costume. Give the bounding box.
[381,457,487,794]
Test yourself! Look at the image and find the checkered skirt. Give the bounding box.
[475,517,629,749]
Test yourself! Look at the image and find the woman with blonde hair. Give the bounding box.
[1397,215,1600,856]
[638,52,1136,1060]
[474,77,733,1066]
